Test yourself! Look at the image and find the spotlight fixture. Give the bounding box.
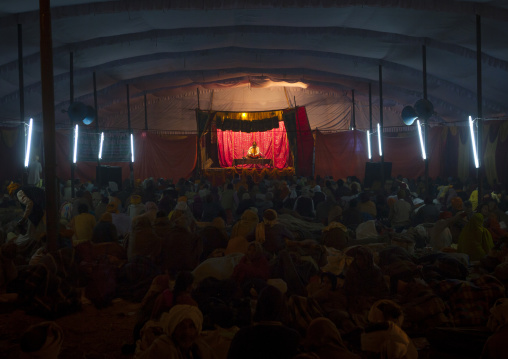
[401,99,434,125]
[67,102,95,125]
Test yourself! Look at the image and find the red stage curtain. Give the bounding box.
[216,120,290,169]
[55,130,197,183]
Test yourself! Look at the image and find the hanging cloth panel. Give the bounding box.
[217,116,279,132]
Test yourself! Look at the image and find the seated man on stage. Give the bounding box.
[247,141,263,159]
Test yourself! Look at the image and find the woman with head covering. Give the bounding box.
[227,285,300,359]
[361,299,418,359]
[303,317,360,359]
[135,304,214,359]
[230,209,258,238]
[344,246,389,304]
[482,298,508,359]
[232,241,270,284]
[199,217,229,261]
[128,194,146,219]
[19,321,64,359]
[91,212,118,243]
[128,216,161,262]
[252,209,294,255]
[293,186,315,218]
[458,213,494,261]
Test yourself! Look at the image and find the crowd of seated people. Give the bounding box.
[1,173,508,358]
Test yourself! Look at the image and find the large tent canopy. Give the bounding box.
[1,1,508,133]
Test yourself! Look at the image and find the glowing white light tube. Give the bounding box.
[24,118,33,167]
[417,120,427,160]
[130,133,134,163]
[73,124,79,164]
[98,132,104,160]
[377,123,382,156]
[367,130,372,160]
[469,116,479,169]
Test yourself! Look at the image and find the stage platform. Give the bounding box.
[203,166,295,186]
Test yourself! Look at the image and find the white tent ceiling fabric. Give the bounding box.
[1,1,508,132]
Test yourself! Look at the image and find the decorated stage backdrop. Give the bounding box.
[217,120,290,169]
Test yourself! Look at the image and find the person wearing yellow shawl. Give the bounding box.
[231,209,258,238]
[482,298,508,359]
[19,321,64,359]
[361,299,418,359]
[135,305,214,359]
[128,194,145,219]
[470,188,479,212]
[253,209,294,255]
[458,213,494,261]
[7,181,21,196]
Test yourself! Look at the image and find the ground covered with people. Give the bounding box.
[0,174,508,358]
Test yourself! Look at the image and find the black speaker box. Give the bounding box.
[96,165,122,190]
[364,162,392,188]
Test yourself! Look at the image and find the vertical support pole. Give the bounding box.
[379,65,385,187]
[144,93,148,130]
[94,71,101,187]
[93,72,99,132]
[422,44,429,196]
[476,14,483,202]
[69,52,75,198]
[197,88,200,110]
[127,84,133,187]
[369,83,373,162]
[18,24,26,185]
[40,0,58,252]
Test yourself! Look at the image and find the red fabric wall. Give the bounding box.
[314,127,447,181]
[314,130,369,180]
[55,130,197,183]
[295,107,314,177]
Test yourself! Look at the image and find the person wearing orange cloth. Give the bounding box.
[458,213,494,261]
[247,141,262,159]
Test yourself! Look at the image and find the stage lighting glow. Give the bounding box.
[98,132,104,160]
[73,124,79,164]
[367,130,372,160]
[469,116,479,169]
[24,118,33,167]
[130,133,134,163]
[377,123,382,156]
[417,120,427,160]
[242,113,247,118]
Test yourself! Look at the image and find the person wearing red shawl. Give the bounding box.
[232,241,270,284]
